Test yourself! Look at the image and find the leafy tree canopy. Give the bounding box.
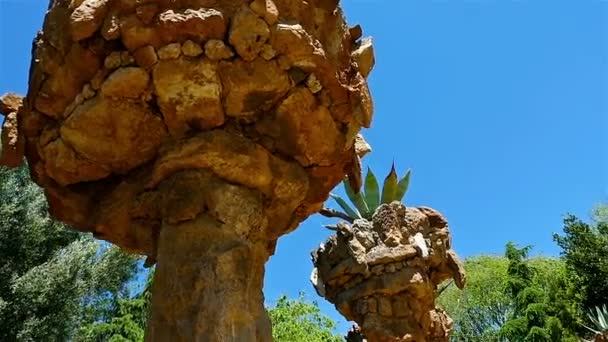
[0,165,140,341]
[439,248,580,342]
[553,206,608,311]
[437,255,510,342]
[268,293,343,342]
[498,242,578,342]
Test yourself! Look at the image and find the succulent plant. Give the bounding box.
[329,163,411,221]
[585,304,608,335]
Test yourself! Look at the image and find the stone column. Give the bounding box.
[146,220,272,341]
[2,0,377,340]
[312,204,467,342]
[145,170,274,341]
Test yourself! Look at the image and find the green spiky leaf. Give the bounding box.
[381,163,398,204]
[588,305,608,330]
[344,179,369,218]
[395,169,412,202]
[330,193,360,219]
[364,167,380,213]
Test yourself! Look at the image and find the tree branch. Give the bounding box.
[319,208,354,223]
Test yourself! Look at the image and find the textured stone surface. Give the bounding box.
[312,204,466,342]
[101,11,120,40]
[42,139,111,185]
[229,7,270,61]
[256,87,344,166]
[119,14,160,50]
[14,0,375,252]
[204,39,234,60]
[5,0,376,340]
[158,8,227,44]
[0,94,25,167]
[352,37,375,79]
[133,45,158,68]
[101,67,149,98]
[354,134,372,157]
[153,58,224,136]
[147,179,272,341]
[219,58,290,116]
[135,3,158,25]
[157,43,181,60]
[0,93,22,115]
[250,0,279,25]
[271,23,325,69]
[60,96,166,173]
[120,51,134,66]
[104,52,122,69]
[146,131,274,193]
[34,44,102,118]
[70,0,109,41]
[181,40,203,57]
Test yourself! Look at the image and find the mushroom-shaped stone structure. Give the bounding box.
[0,0,375,340]
[311,203,466,342]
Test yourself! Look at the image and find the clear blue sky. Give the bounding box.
[1,0,606,334]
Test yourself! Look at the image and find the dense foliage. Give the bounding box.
[439,250,580,341]
[553,210,608,311]
[498,242,578,341]
[0,165,140,341]
[437,255,511,341]
[77,271,153,342]
[439,206,608,341]
[269,293,343,342]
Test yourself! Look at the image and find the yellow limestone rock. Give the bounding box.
[101,67,149,98]
[153,58,224,136]
[219,58,290,116]
[14,0,379,340]
[229,6,270,61]
[60,96,166,173]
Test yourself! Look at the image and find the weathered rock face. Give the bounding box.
[311,203,466,342]
[0,94,25,167]
[1,0,375,256]
[0,0,375,340]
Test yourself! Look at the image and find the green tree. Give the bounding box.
[268,293,343,342]
[437,255,511,342]
[553,209,608,311]
[439,252,580,341]
[76,270,153,342]
[498,242,578,342]
[0,165,140,341]
[593,204,608,223]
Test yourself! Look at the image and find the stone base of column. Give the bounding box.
[145,214,272,342]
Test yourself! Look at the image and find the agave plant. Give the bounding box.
[327,163,411,221]
[313,163,465,341]
[585,304,608,336]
